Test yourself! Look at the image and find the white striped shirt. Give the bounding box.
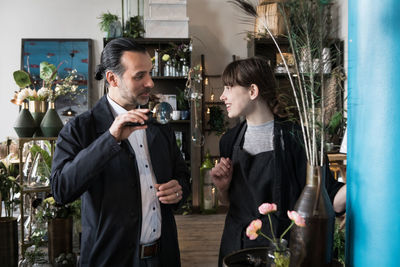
[107,95,161,244]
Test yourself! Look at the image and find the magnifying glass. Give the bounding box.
[124,102,173,127]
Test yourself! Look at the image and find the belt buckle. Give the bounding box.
[140,240,158,259]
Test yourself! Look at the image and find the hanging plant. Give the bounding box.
[207,106,228,136]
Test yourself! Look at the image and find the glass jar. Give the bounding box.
[266,240,291,267]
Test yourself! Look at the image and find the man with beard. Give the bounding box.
[50,38,191,267]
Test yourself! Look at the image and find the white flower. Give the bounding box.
[37,87,50,98]
[27,88,37,98]
[71,85,78,92]
[17,88,30,100]
[55,86,61,92]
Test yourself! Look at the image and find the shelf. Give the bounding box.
[151,76,187,80]
[170,120,190,124]
[204,74,221,78]
[22,186,51,193]
[204,101,224,105]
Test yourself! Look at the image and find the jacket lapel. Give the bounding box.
[92,95,115,135]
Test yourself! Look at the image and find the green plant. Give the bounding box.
[334,221,346,265]
[124,16,145,38]
[35,196,80,223]
[0,153,20,218]
[177,88,190,110]
[11,62,81,104]
[207,106,228,136]
[98,12,119,33]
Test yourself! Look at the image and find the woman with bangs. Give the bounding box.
[210,57,346,265]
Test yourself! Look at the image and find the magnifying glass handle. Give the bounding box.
[124,112,155,127]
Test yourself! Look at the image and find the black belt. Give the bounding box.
[139,240,160,259]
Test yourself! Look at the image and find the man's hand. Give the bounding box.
[155,179,183,204]
[109,109,149,142]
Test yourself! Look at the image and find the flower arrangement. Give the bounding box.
[159,42,192,72]
[0,153,20,218]
[11,61,81,105]
[246,203,306,267]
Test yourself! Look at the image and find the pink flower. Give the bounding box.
[287,211,306,227]
[258,203,277,215]
[246,219,262,240]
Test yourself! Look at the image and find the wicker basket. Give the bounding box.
[254,1,286,37]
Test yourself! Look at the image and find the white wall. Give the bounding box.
[0,0,252,141]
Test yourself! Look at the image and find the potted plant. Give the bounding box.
[207,106,228,136]
[34,196,80,265]
[0,153,20,267]
[124,16,145,38]
[177,88,190,120]
[98,12,122,39]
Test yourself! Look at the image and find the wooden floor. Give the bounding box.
[175,213,227,267]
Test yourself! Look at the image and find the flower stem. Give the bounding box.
[258,231,279,250]
[280,221,295,241]
[268,214,277,243]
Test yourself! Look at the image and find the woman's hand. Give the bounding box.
[211,157,233,204]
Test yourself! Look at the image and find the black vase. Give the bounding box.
[0,217,18,267]
[29,100,47,137]
[289,164,335,267]
[13,102,36,138]
[40,101,64,137]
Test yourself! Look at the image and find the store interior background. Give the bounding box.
[0,0,348,142]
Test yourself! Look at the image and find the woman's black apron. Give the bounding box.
[218,124,291,266]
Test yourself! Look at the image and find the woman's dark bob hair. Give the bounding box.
[222,57,285,116]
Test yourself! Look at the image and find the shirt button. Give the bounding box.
[153,229,156,232]
[150,185,153,189]
[140,144,143,148]
[153,207,155,211]
[145,164,148,168]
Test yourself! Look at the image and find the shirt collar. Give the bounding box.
[107,94,128,117]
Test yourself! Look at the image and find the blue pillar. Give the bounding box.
[347,0,400,266]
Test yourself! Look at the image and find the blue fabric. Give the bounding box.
[347,1,400,266]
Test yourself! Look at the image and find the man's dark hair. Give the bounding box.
[95,38,147,85]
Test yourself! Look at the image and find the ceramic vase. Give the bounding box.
[14,102,36,138]
[289,164,335,267]
[40,102,63,137]
[29,100,47,137]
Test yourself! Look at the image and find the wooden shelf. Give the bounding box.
[204,101,224,105]
[152,76,187,80]
[170,120,190,124]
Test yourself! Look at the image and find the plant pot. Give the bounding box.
[289,164,335,267]
[180,110,190,120]
[29,100,47,137]
[14,102,37,138]
[0,217,18,267]
[40,102,64,137]
[48,217,73,265]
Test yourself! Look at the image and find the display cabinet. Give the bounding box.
[13,137,57,258]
